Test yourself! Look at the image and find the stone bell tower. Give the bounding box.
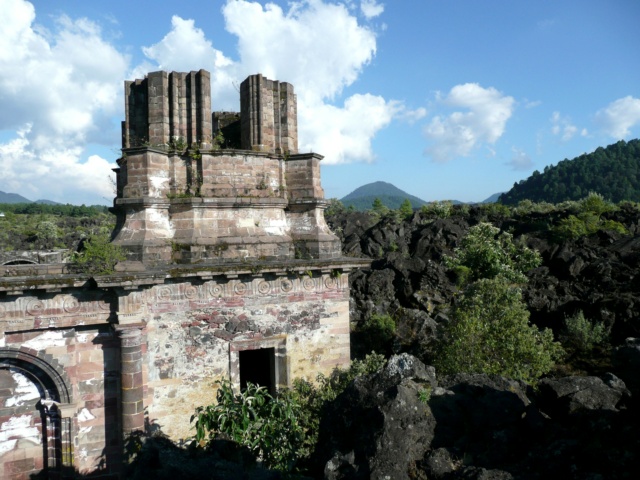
[111,70,341,265]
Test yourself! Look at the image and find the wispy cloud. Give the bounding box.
[360,0,384,19]
[507,147,533,170]
[550,111,585,141]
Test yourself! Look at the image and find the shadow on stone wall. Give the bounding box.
[29,430,282,480]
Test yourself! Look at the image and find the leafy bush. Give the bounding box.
[372,197,389,215]
[289,352,387,458]
[600,219,628,235]
[191,380,305,472]
[70,234,126,275]
[325,198,347,217]
[553,213,628,240]
[513,199,556,215]
[435,278,564,383]
[357,314,396,355]
[421,201,453,219]
[563,311,608,352]
[578,191,615,215]
[191,354,387,471]
[479,203,511,218]
[445,222,541,284]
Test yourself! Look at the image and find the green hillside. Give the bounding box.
[341,181,427,211]
[500,139,640,205]
[0,191,32,204]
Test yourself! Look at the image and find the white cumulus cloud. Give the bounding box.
[138,15,238,111]
[0,0,127,203]
[595,96,640,139]
[424,83,515,162]
[135,0,412,165]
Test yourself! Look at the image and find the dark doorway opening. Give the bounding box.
[239,348,275,394]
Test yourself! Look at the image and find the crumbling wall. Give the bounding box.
[240,74,298,154]
[0,291,119,476]
[123,70,212,149]
[143,271,350,440]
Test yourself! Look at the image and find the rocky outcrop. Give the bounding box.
[315,355,640,479]
[328,205,640,354]
[317,354,437,480]
[322,206,640,477]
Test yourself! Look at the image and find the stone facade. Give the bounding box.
[0,70,368,479]
[113,71,336,266]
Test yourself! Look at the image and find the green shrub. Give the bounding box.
[480,203,511,218]
[553,213,628,240]
[600,219,628,235]
[289,352,386,458]
[553,214,589,240]
[70,234,126,275]
[421,201,453,219]
[191,380,305,472]
[445,222,541,284]
[514,199,555,215]
[192,354,387,471]
[435,278,564,383]
[579,191,615,215]
[372,197,389,215]
[325,198,346,217]
[563,311,608,352]
[358,314,396,354]
[450,265,471,286]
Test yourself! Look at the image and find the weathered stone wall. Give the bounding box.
[112,148,340,264]
[0,290,120,477]
[0,258,363,476]
[0,250,69,266]
[240,74,298,154]
[142,271,350,440]
[123,70,212,149]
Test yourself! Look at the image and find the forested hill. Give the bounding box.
[341,181,427,210]
[499,139,640,205]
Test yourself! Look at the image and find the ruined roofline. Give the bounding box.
[117,145,322,161]
[0,257,371,295]
[123,70,298,155]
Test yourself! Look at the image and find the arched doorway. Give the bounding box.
[0,348,73,479]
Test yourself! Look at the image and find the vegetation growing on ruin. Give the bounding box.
[191,353,387,473]
[70,234,126,275]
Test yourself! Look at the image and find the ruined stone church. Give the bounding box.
[0,69,366,478]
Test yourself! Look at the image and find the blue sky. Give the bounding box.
[1,0,639,205]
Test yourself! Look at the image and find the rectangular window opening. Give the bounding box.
[239,347,275,395]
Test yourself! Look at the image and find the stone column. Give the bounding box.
[117,326,145,434]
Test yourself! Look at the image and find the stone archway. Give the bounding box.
[1,259,38,266]
[0,348,74,479]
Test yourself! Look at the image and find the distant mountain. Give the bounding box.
[0,190,62,205]
[481,192,504,204]
[341,181,428,211]
[500,139,640,205]
[0,191,32,204]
